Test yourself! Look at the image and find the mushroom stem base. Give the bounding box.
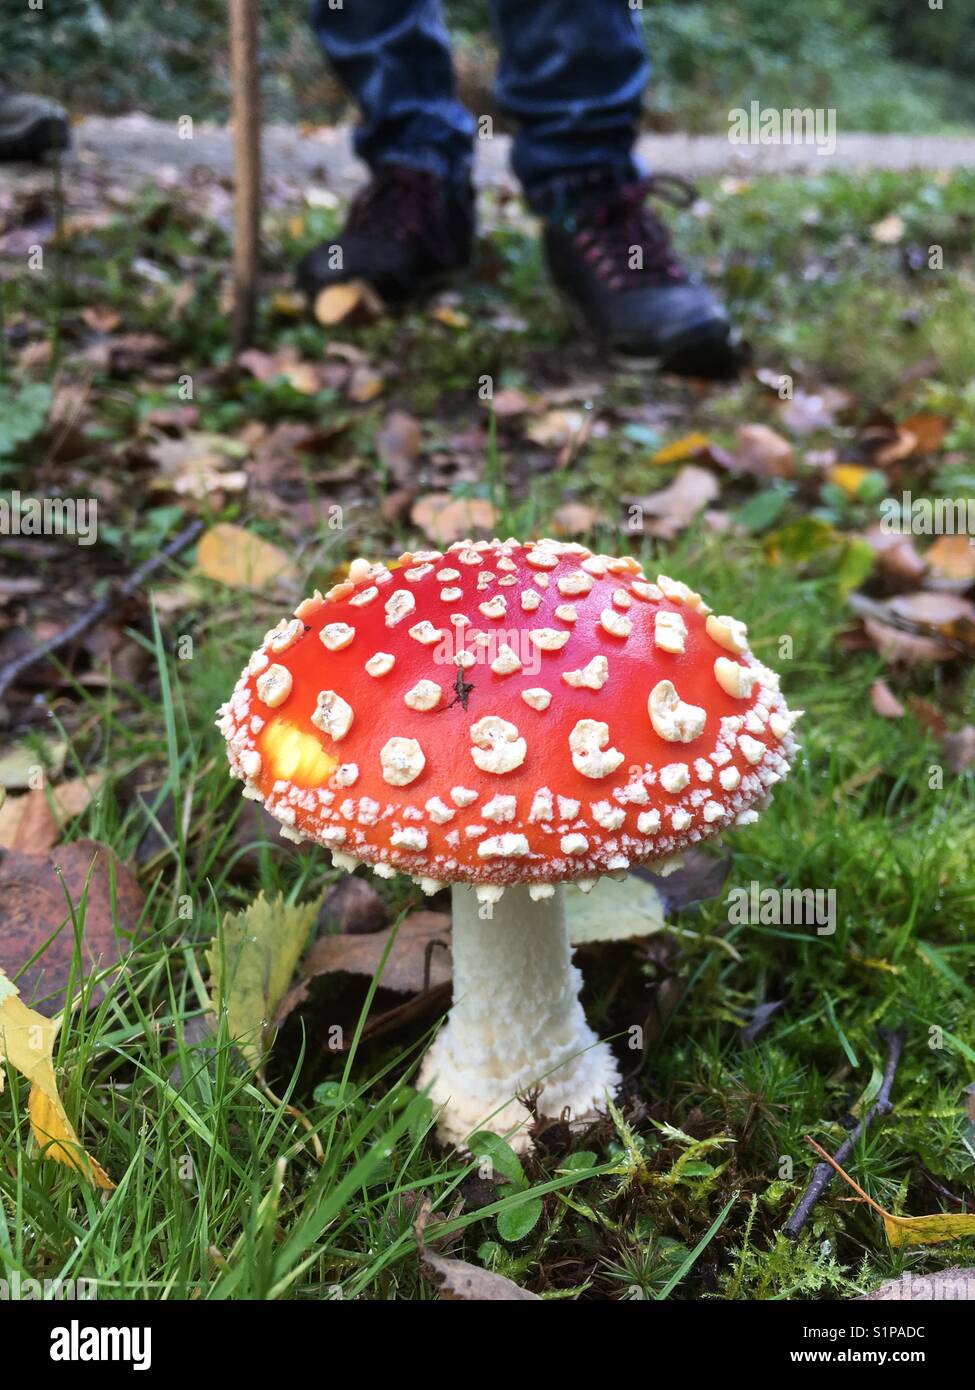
[418,883,620,1152]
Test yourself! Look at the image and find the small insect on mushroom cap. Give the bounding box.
[217,540,802,900]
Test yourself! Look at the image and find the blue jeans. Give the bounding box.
[308,0,649,213]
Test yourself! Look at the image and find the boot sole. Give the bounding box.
[560,294,740,380]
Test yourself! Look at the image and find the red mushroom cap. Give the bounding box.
[217,538,801,894]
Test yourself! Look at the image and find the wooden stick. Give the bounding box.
[0,519,204,706]
[782,1028,905,1240]
[229,0,261,353]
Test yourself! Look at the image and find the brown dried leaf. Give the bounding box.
[729,423,794,477]
[376,410,422,487]
[526,408,585,449]
[422,1252,540,1301]
[861,526,927,585]
[943,726,975,774]
[304,911,451,994]
[318,876,386,937]
[80,304,121,334]
[0,839,142,1011]
[778,387,851,435]
[0,779,101,851]
[926,534,975,583]
[490,387,535,418]
[410,494,499,546]
[346,366,385,403]
[860,591,975,664]
[632,464,719,540]
[870,680,905,719]
[900,411,948,454]
[550,503,606,538]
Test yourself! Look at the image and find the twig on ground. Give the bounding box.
[782,1027,906,1240]
[0,518,204,706]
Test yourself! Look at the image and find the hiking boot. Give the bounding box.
[297,164,474,305]
[0,85,69,161]
[544,174,734,374]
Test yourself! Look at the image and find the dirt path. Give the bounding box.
[60,117,975,194]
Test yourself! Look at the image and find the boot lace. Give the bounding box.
[570,174,696,290]
[347,165,451,256]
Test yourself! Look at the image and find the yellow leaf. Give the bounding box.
[196,523,298,593]
[0,970,114,1188]
[828,464,870,498]
[650,432,711,466]
[207,893,321,1072]
[270,290,305,319]
[805,1136,974,1249]
[313,280,383,327]
[883,1211,975,1248]
[431,304,469,329]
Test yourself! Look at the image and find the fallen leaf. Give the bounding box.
[632,464,719,539]
[269,290,306,319]
[148,430,249,500]
[526,409,584,449]
[729,423,794,477]
[318,876,386,937]
[943,726,975,774]
[900,411,948,454]
[0,838,141,1010]
[806,1135,975,1248]
[80,304,121,334]
[860,417,917,466]
[313,279,383,327]
[858,1268,975,1301]
[640,848,732,914]
[568,875,665,944]
[649,432,711,466]
[431,304,469,329]
[410,494,499,546]
[490,388,534,418]
[870,681,905,719]
[778,387,851,435]
[861,526,927,585]
[84,331,168,374]
[550,503,606,537]
[1,788,57,851]
[196,523,298,593]
[375,410,422,487]
[422,1252,539,1300]
[0,969,114,1188]
[858,591,975,664]
[871,213,905,244]
[828,464,871,498]
[207,892,321,1072]
[304,911,451,995]
[281,361,322,395]
[346,366,384,403]
[926,534,975,583]
[0,739,67,790]
[0,778,101,852]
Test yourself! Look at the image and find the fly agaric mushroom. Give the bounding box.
[217,538,801,1150]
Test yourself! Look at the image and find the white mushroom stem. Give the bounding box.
[418,884,621,1152]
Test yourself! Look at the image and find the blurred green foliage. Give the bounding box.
[5,0,972,132]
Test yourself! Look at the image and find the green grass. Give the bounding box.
[2,165,975,1299]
